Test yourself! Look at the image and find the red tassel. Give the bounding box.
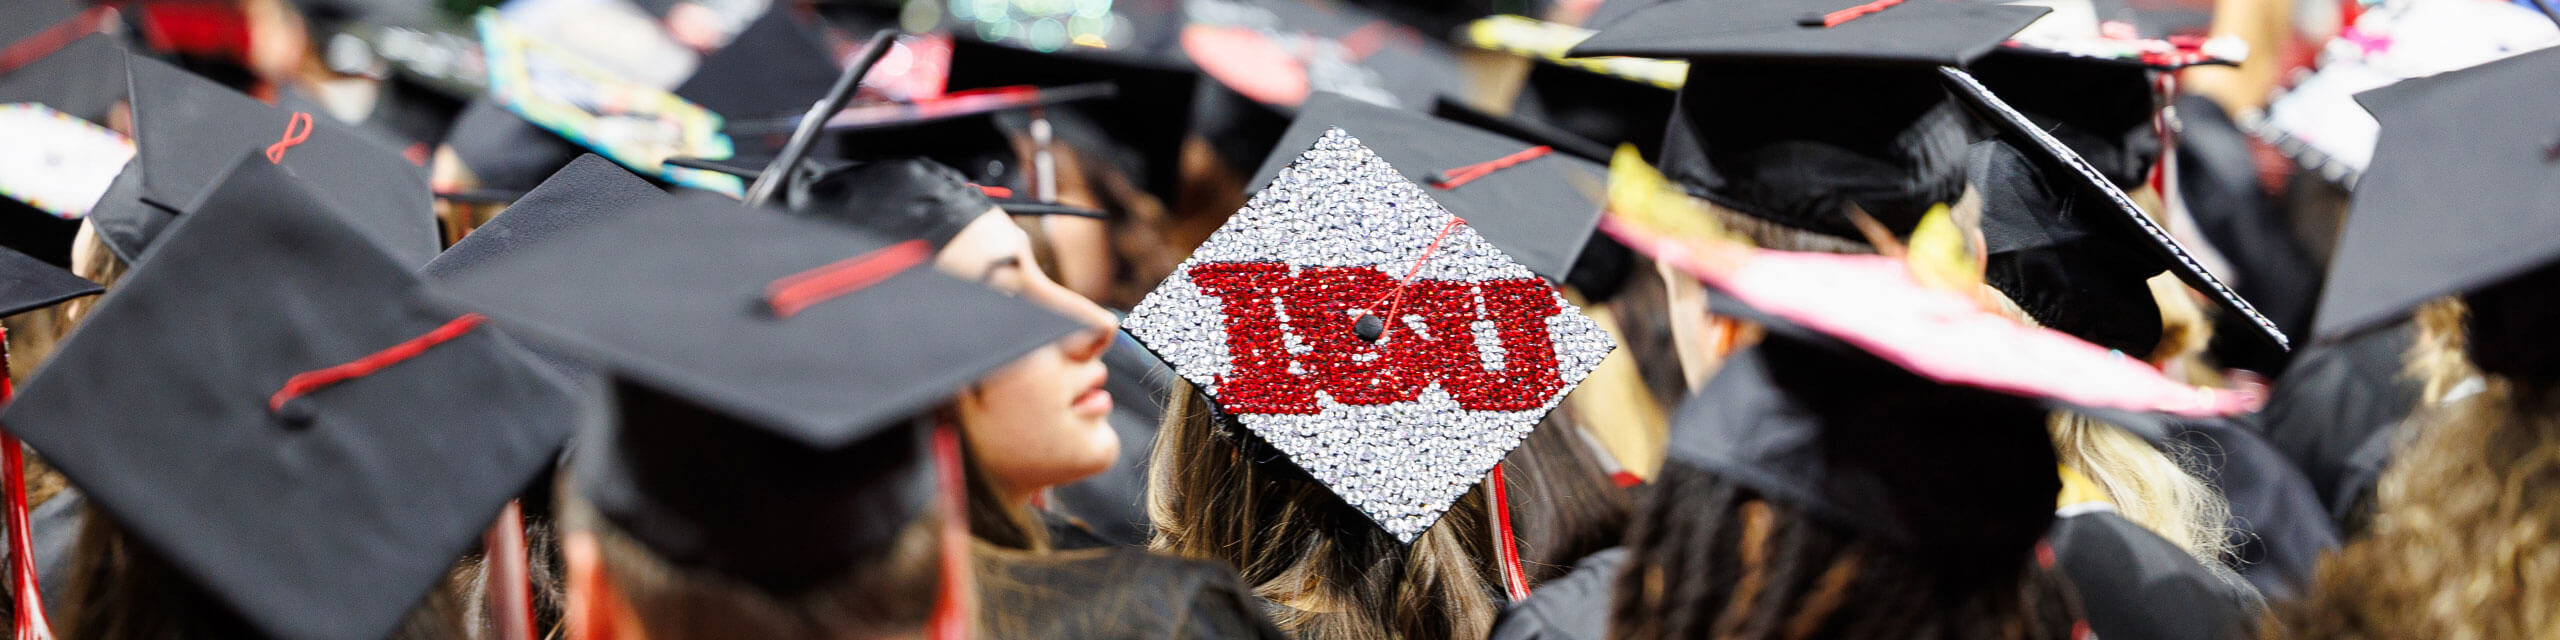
[1429,146,1553,190]
[763,240,931,318]
[0,6,113,76]
[1489,463,1531,602]
[1,329,55,640]
[269,314,487,412]
[484,501,535,640]
[927,424,973,640]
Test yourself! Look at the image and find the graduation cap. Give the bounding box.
[1246,93,1605,283]
[669,154,1107,222]
[0,243,100,317]
[1456,15,1681,160]
[0,35,128,125]
[1941,67,2288,350]
[673,5,842,124]
[1968,34,2234,190]
[0,103,129,266]
[0,0,81,56]
[423,154,670,379]
[94,53,439,268]
[1122,128,1617,542]
[1,155,580,640]
[445,98,593,199]
[1970,139,2165,357]
[1568,0,2049,239]
[945,36,1201,206]
[430,193,1084,590]
[1176,0,1468,112]
[2311,46,2560,341]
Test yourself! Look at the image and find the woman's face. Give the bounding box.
[937,209,1121,504]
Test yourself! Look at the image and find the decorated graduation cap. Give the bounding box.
[2311,46,2560,342]
[431,194,1084,592]
[93,53,439,267]
[945,36,1201,206]
[1122,128,1617,543]
[1942,67,2288,350]
[2,155,580,640]
[1246,93,1606,283]
[1568,0,2047,239]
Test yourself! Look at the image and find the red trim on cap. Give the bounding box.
[928,423,974,640]
[265,112,315,165]
[1429,146,1552,190]
[0,5,113,75]
[1489,463,1532,602]
[763,240,932,318]
[267,313,488,412]
[1816,0,1907,27]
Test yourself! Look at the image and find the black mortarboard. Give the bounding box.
[1967,49,2162,190]
[0,35,128,125]
[430,195,1084,589]
[1456,16,1680,160]
[0,89,128,266]
[97,54,439,267]
[0,0,80,52]
[672,5,841,123]
[0,243,99,316]
[423,154,669,381]
[668,154,1098,225]
[2,155,579,640]
[2311,47,2560,341]
[1570,0,2048,239]
[1247,93,1605,282]
[945,37,1201,205]
[445,97,593,198]
[1970,139,2165,357]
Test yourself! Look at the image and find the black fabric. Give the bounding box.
[2,156,579,640]
[1657,64,1976,239]
[446,98,593,196]
[0,197,82,268]
[1510,63,1675,163]
[2247,319,2421,530]
[782,158,994,251]
[2312,46,2560,340]
[0,0,79,51]
[100,53,438,267]
[424,155,671,381]
[1486,547,1625,640]
[978,548,1290,639]
[1671,337,2060,565]
[674,5,840,123]
[0,242,99,316]
[945,37,1201,204]
[1970,139,2165,356]
[2169,417,2338,601]
[2048,510,2260,640]
[0,35,130,125]
[1945,68,2288,352]
[31,488,82,619]
[1244,93,1606,282]
[1967,48,2161,190]
[2175,95,2316,373]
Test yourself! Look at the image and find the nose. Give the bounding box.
[1045,286,1118,363]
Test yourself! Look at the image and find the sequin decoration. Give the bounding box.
[1123,128,1615,543]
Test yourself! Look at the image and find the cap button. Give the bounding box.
[1796,12,1830,26]
[1354,313,1387,343]
[274,397,318,429]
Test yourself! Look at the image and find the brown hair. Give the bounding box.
[1610,462,2082,640]
[59,507,467,640]
[560,490,946,640]
[1147,380,1506,639]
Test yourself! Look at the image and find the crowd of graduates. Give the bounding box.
[0,0,2554,637]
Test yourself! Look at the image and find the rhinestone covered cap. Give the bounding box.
[1123,128,1614,542]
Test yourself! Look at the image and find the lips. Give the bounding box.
[1070,369,1112,418]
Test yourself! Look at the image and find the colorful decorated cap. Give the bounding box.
[0,101,129,265]
[1122,129,1617,542]
[95,52,439,268]
[2313,46,2560,341]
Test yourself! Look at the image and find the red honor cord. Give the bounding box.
[928,424,973,640]
[1,331,55,640]
[1490,463,1532,602]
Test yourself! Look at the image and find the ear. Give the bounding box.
[563,532,639,640]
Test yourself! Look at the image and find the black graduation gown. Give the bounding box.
[979,547,1288,640]
[2049,510,2262,640]
[2169,416,2339,601]
[1485,547,1625,640]
[2246,318,2423,533]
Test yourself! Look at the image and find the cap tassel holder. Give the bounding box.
[482,501,535,640]
[1799,0,1908,27]
[267,313,489,417]
[1,335,56,640]
[927,424,973,640]
[761,240,932,318]
[1429,146,1554,189]
[264,112,314,165]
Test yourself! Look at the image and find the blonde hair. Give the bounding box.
[2050,412,2234,563]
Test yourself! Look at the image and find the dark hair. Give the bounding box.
[783,158,993,250]
[1608,254,1694,409]
[59,507,467,640]
[1610,462,2081,640]
[561,490,944,640]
